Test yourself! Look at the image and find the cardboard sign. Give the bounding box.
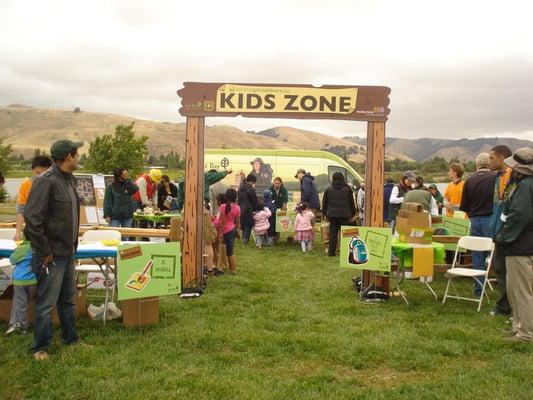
[339,226,392,271]
[117,243,181,300]
[275,210,297,233]
[443,216,470,237]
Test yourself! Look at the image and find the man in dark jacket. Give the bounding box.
[383,178,395,223]
[295,169,320,211]
[238,174,258,245]
[24,139,83,359]
[460,153,496,296]
[496,147,533,342]
[322,172,356,256]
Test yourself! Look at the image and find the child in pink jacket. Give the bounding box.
[253,201,272,248]
[294,202,315,252]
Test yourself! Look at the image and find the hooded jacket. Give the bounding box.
[238,181,258,226]
[301,173,320,209]
[322,181,356,219]
[496,175,533,256]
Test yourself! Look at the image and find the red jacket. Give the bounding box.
[132,174,156,204]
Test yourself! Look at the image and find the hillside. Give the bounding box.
[344,136,533,162]
[0,105,411,161]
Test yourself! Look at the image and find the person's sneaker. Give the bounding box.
[213,268,224,277]
[33,350,49,361]
[5,325,18,335]
[489,309,511,317]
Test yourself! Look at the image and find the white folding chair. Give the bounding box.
[77,230,121,320]
[0,228,16,240]
[442,236,494,311]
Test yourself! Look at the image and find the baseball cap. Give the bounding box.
[50,140,83,159]
[428,183,437,190]
[404,170,416,180]
[294,168,306,178]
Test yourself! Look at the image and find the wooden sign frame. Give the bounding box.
[177,82,389,290]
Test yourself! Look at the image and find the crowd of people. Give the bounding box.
[3,139,532,360]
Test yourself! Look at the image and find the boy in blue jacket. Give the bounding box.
[6,241,36,334]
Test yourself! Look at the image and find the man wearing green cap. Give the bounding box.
[24,139,83,360]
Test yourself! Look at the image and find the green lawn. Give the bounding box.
[0,238,532,400]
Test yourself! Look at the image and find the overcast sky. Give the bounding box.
[1,0,532,140]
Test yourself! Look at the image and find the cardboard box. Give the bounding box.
[396,207,432,244]
[121,296,159,327]
[0,284,86,326]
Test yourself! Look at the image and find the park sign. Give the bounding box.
[177,82,390,121]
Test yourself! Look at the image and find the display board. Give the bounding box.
[74,174,112,225]
[339,226,392,272]
[443,216,470,237]
[117,242,182,301]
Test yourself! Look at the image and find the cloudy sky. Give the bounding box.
[1,0,532,140]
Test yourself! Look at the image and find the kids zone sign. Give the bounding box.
[178,83,390,121]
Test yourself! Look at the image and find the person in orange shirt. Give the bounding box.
[444,163,465,217]
[13,156,53,241]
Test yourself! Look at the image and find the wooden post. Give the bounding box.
[182,116,205,288]
[363,121,389,291]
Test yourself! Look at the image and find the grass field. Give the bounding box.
[0,237,532,400]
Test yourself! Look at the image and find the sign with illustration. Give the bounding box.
[339,226,392,271]
[275,210,297,233]
[443,216,470,237]
[117,243,181,300]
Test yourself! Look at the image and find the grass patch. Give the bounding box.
[0,237,532,400]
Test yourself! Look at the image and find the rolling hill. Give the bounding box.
[344,136,533,162]
[0,105,411,162]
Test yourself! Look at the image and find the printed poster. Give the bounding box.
[275,210,297,233]
[92,174,106,189]
[117,243,181,300]
[339,226,392,272]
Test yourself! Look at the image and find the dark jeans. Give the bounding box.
[32,255,78,353]
[328,217,350,256]
[223,229,236,257]
[492,243,511,314]
[242,223,253,245]
[470,215,491,295]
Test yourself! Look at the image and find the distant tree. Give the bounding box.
[0,139,13,175]
[86,123,148,175]
[73,107,81,113]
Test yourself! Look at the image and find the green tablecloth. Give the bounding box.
[391,238,445,268]
[133,212,181,223]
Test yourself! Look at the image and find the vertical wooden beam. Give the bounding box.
[182,116,205,288]
[365,121,385,227]
[363,121,389,291]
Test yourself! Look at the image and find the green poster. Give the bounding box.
[275,210,297,233]
[339,226,392,271]
[443,216,470,236]
[117,243,181,301]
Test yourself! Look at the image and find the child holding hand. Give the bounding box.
[294,202,315,252]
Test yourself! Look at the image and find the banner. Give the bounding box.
[339,226,392,271]
[117,243,181,300]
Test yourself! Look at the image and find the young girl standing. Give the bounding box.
[252,200,272,248]
[215,189,240,274]
[294,202,315,252]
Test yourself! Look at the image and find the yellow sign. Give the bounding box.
[215,84,358,114]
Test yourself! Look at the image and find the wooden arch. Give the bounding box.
[177,83,390,289]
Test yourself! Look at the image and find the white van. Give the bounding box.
[204,149,362,199]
